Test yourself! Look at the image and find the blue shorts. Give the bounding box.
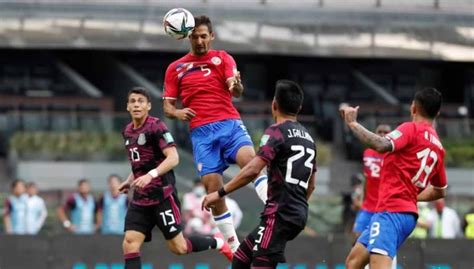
[357,212,417,258]
[353,209,375,233]
[190,119,253,176]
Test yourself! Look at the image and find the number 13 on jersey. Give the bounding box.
[412,148,438,188]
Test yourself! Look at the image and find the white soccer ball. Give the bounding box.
[163,8,195,40]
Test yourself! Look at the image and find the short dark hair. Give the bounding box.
[78,178,89,186]
[127,86,151,102]
[414,87,442,119]
[194,15,212,33]
[274,80,304,115]
[11,179,25,190]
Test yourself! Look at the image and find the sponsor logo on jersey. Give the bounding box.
[125,139,129,146]
[260,134,270,147]
[163,132,174,144]
[138,133,146,145]
[387,130,402,140]
[169,226,177,232]
[211,56,222,65]
[176,62,193,72]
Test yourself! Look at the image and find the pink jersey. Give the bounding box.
[377,121,447,214]
[362,148,385,212]
[163,50,241,130]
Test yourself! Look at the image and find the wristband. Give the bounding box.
[218,187,227,198]
[63,220,71,228]
[147,168,159,178]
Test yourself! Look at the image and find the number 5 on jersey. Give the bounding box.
[285,145,315,189]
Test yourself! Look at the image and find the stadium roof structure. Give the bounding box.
[0,0,472,61]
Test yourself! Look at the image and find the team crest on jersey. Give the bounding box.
[211,56,222,65]
[387,130,402,140]
[137,133,146,145]
[259,134,270,147]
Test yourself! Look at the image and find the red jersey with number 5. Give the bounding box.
[362,148,385,212]
[163,50,241,130]
[377,121,447,214]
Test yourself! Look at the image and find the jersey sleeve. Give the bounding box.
[163,63,178,100]
[153,120,176,151]
[257,126,284,164]
[385,122,415,152]
[63,195,76,211]
[3,198,11,216]
[430,153,448,189]
[222,51,238,81]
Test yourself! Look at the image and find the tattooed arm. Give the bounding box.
[339,105,392,153]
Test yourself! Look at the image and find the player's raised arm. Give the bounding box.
[339,104,392,153]
[417,186,447,202]
[227,71,244,98]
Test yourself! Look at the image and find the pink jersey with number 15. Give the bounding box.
[376,121,447,214]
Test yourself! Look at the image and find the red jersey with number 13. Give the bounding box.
[377,121,447,214]
[163,50,241,130]
[362,148,385,212]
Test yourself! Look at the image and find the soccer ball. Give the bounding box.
[163,8,195,40]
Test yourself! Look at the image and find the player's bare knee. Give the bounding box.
[345,259,356,269]
[201,174,224,193]
[123,235,140,252]
[169,243,188,255]
[345,254,358,269]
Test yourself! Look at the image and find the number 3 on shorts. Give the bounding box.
[255,226,265,244]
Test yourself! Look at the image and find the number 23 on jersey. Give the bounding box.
[285,145,315,189]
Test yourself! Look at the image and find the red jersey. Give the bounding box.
[362,148,385,212]
[163,50,241,130]
[377,121,447,214]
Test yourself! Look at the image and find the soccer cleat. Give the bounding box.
[219,240,233,262]
[214,232,233,261]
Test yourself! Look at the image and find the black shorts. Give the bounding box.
[249,213,304,263]
[124,193,183,242]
